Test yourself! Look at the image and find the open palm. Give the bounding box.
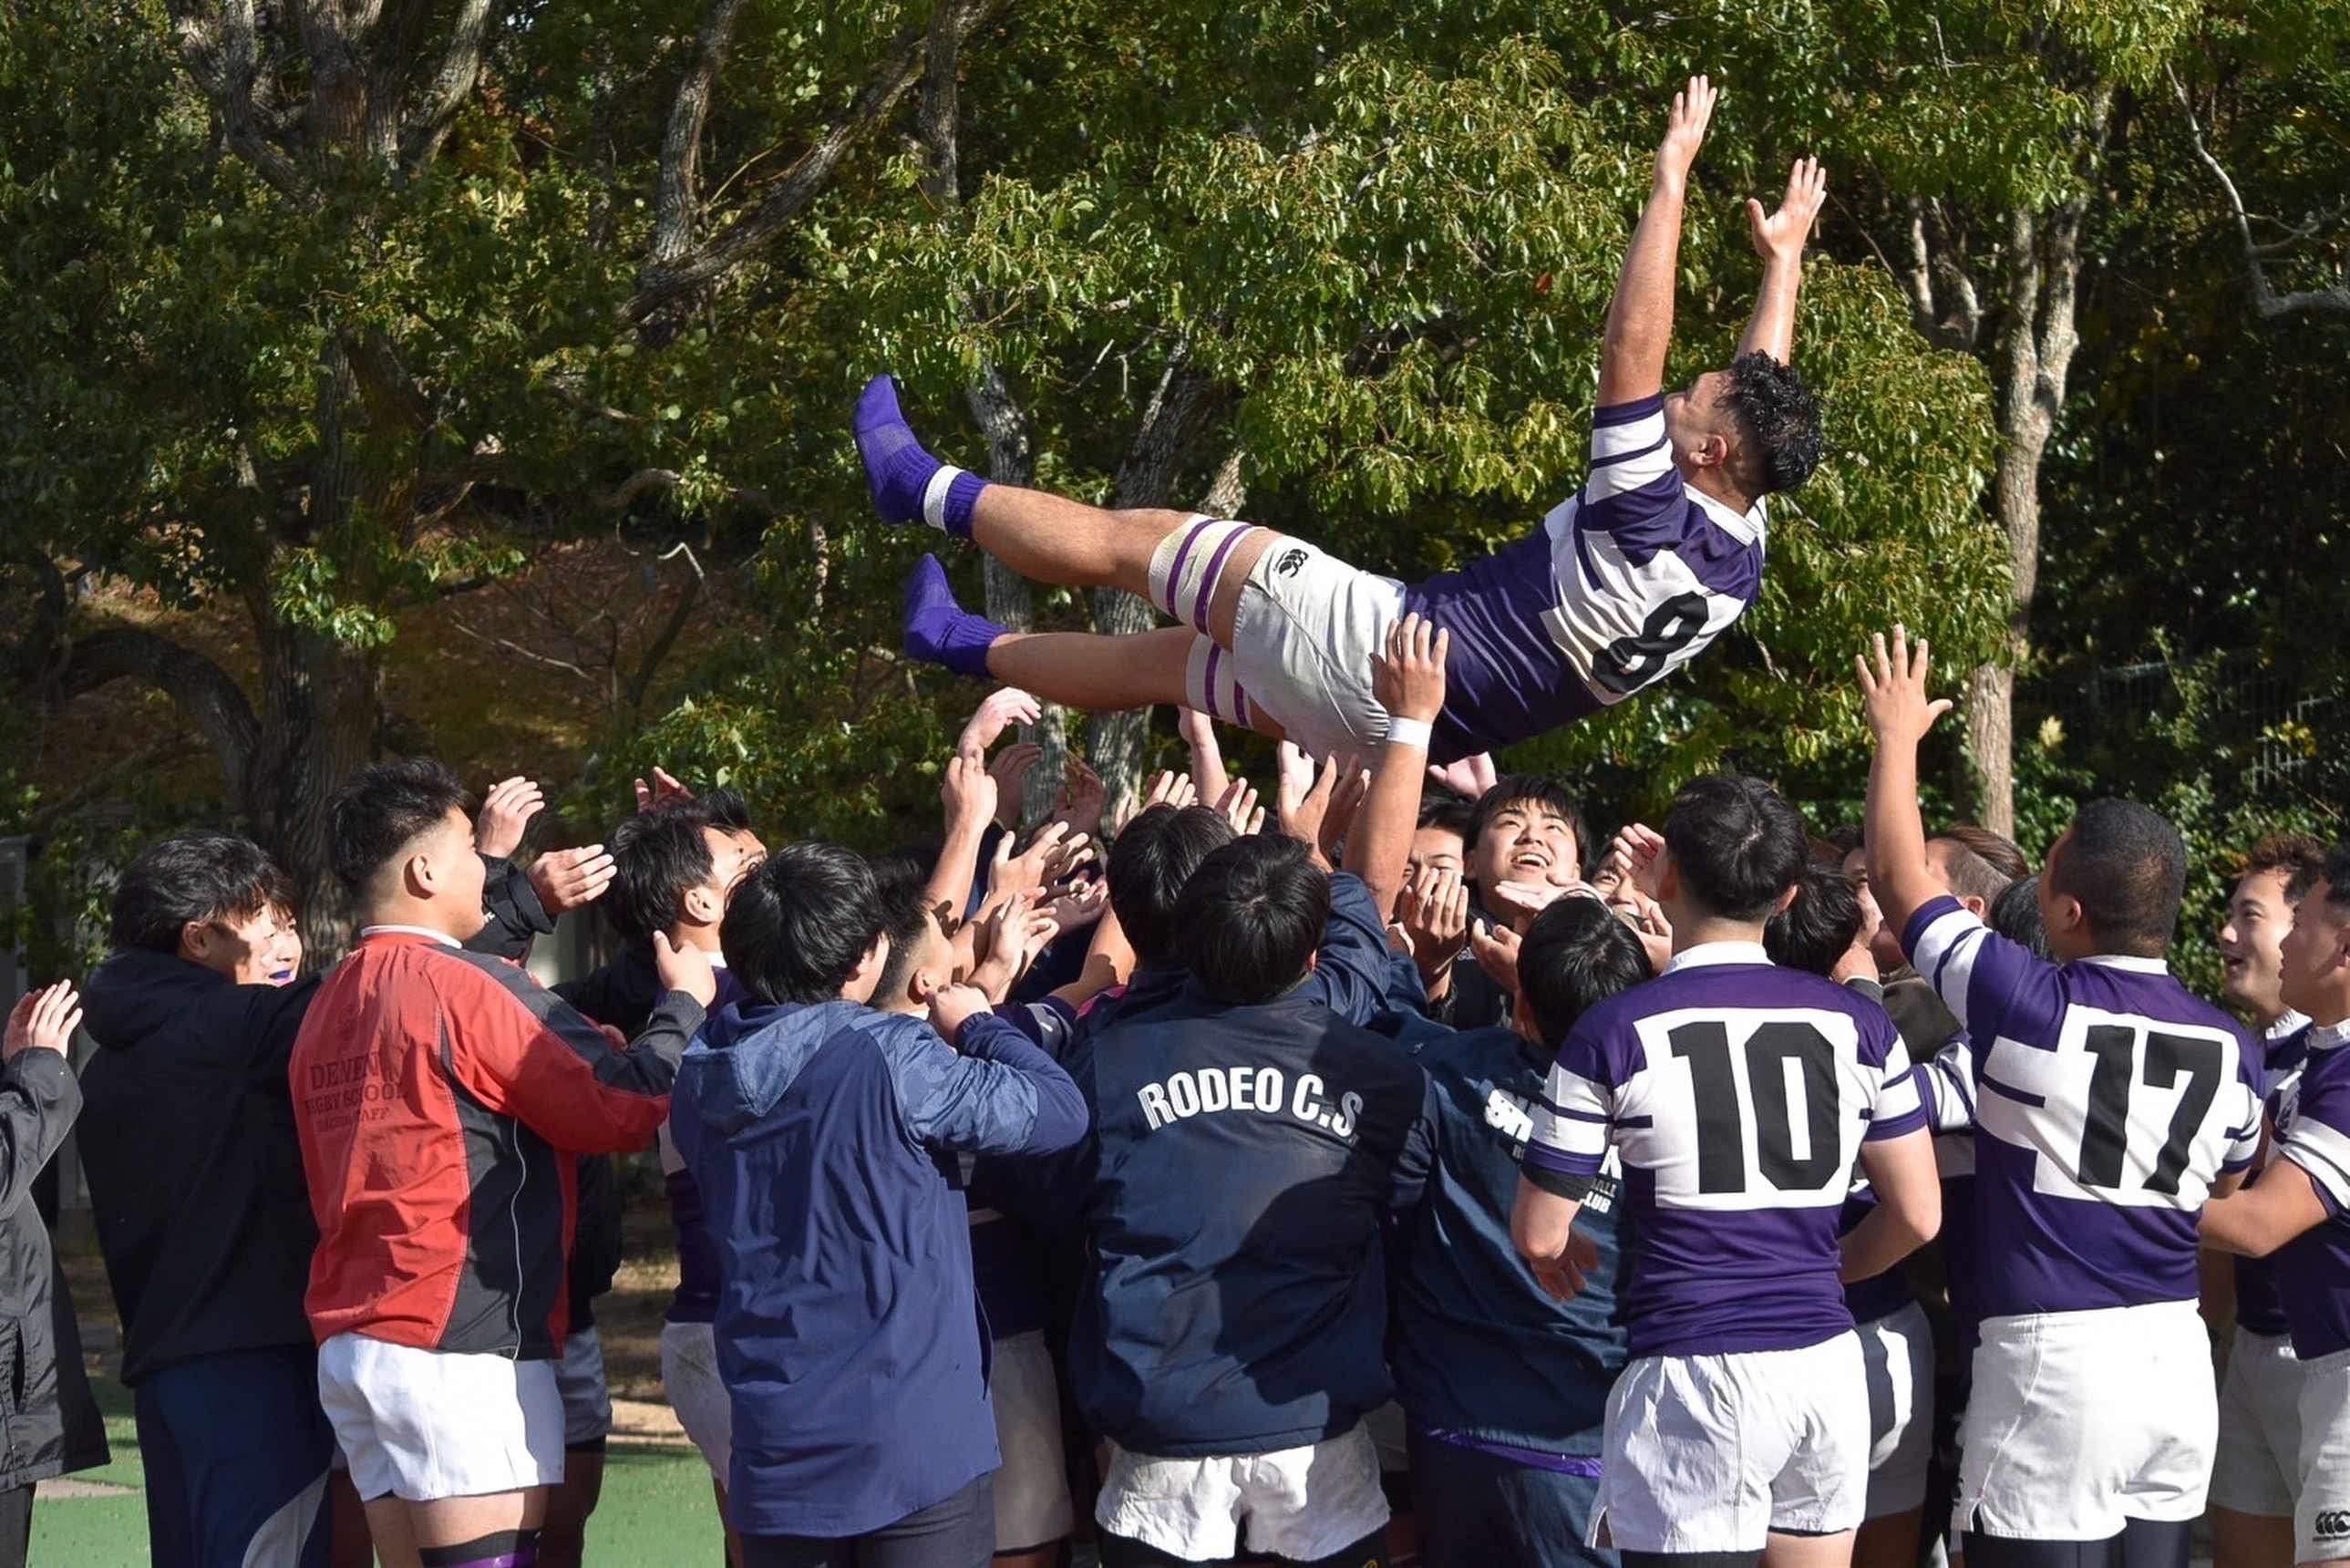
[1748,156,1827,261]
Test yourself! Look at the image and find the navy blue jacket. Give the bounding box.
[1048,979,1438,1458]
[670,997,1087,1538]
[1388,1026,1628,1457]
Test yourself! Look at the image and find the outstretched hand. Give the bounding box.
[475,777,545,859]
[1655,75,1718,185]
[4,981,81,1060]
[1371,613,1449,726]
[1749,155,1827,263]
[1856,626,1953,747]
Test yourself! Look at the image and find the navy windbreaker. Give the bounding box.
[670,997,1086,1538]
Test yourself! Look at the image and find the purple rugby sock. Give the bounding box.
[853,376,986,537]
[902,554,1005,679]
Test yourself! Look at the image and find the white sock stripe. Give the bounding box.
[921,466,962,531]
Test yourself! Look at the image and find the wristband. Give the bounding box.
[1385,717,1433,749]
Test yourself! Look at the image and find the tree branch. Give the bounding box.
[171,0,306,196]
[2170,67,2350,318]
[623,542,706,716]
[622,0,1006,332]
[400,0,499,173]
[52,624,263,789]
[597,467,777,514]
[650,0,749,269]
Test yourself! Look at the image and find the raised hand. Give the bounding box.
[4,981,81,1060]
[530,845,617,914]
[989,821,1094,906]
[653,930,718,1007]
[1656,75,1718,186]
[1144,770,1199,810]
[1749,155,1827,263]
[1371,613,1449,726]
[984,740,1044,828]
[1426,752,1499,801]
[970,891,1060,1002]
[928,983,992,1048]
[1051,757,1108,842]
[1213,779,1266,838]
[941,751,1001,841]
[1608,823,1668,903]
[1397,867,1472,985]
[958,687,1043,758]
[1042,877,1109,941]
[1856,625,1953,746]
[632,768,694,813]
[1469,919,1522,995]
[474,776,545,859]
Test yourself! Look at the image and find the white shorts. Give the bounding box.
[1860,1302,1935,1519]
[2294,1346,2350,1563]
[1228,538,1405,759]
[1595,1332,1871,1553]
[2211,1327,2304,1519]
[659,1320,733,1486]
[990,1330,1076,1552]
[553,1325,614,1449]
[1956,1300,2214,1541]
[316,1333,565,1504]
[1096,1422,1390,1563]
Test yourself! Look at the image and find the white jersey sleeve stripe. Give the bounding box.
[1528,1065,1612,1171]
[1912,909,1989,1029]
[1591,408,1667,461]
[1583,438,1675,501]
[2284,1117,2350,1212]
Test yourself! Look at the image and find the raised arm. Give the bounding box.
[1859,626,1957,943]
[1598,76,1716,407]
[1738,157,1826,363]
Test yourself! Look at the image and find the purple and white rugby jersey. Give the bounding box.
[2231,1012,2312,1339]
[1407,394,1767,763]
[1902,895,2264,1320]
[2273,1021,2350,1358]
[1525,943,1926,1358]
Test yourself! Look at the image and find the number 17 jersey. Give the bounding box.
[1903,895,2263,1320]
[1524,943,1927,1358]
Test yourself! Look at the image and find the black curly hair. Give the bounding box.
[1725,350,1824,496]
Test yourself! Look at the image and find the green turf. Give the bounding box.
[29,1371,726,1566]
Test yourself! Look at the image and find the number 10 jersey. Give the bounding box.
[1524,942,1927,1358]
[1903,895,2263,1320]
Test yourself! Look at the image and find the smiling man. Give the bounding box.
[871,77,1825,764]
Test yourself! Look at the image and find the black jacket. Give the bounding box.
[0,1048,92,1490]
[78,949,324,1385]
[552,944,666,1332]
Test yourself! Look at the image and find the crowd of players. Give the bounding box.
[0,616,2340,1568]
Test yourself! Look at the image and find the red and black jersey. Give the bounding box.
[289,930,700,1357]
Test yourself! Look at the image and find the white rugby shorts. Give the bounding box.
[989,1329,1076,1552]
[316,1333,565,1504]
[1227,537,1406,760]
[1860,1301,1935,1519]
[1096,1422,1389,1563]
[2295,1346,2350,1563]
[658,1319,733,1486]
[1956,1300,2214,1541]
[552,1324,614,1449]
[1594,1331,1871,1553]
[2211,1327,2304,1520]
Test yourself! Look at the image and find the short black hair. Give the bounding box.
[1108,804,1235,965]
[112,832,295,954]
[2048,799,2188,957]
[2240,833,2329,909]
[1417,795,1477,841]
[1171,835,1328,1006]
[1517,897,1654,1049]
[1725,349,1823,495]
[721,842,885,1006]
[1661,773,1809,923]
[1467,775,1590,868]
[604,789,758,943]
[1764,862,1864,977]
[328,758,474,891]
[2314,842,2350,920]
[1991,874,2055,960]
[868,856,933,1006]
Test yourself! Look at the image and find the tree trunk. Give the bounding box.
[254,624,386,962]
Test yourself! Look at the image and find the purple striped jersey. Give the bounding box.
[1902,896,2263,1319]
[2272,1023,2350,1357]
[1407,394,1768,762]
[1524,943,1926,1357]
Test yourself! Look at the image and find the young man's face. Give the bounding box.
[692,827,768,922]
[2219,867,2297,1022]
[424,807,490,938]
[1407,826,1466,885]
[2279,881,2348,1022]
[881,907,954,1015]
[1664,369,1738,476]
[182,903,301,985]
[1472,799,1581,893]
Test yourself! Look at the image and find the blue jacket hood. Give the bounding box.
[677,998,932,1136]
